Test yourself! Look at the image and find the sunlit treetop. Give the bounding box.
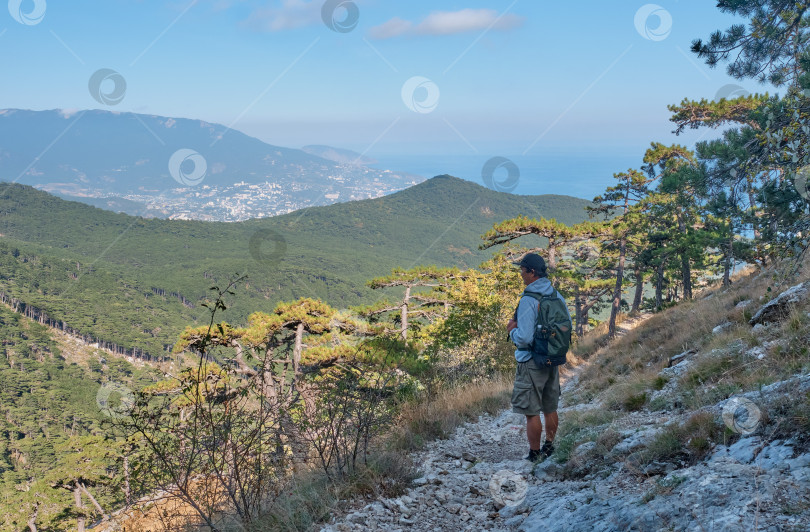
[668,94,769,135]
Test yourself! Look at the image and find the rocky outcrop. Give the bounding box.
[321,389,810,531]
[520,438,810,532]
[749,282,808,325]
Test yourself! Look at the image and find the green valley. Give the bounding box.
[0,176,592,358]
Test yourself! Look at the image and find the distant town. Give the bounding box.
[88,168,423,221]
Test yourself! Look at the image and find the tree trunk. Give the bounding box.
[681,255,692,300]
[608,236,627,339]
[547,240,557,270]
[27,502,38,532]
[79,482,106,519]
[574,285,584,337]
[655,261,665,310]
[263,365,278,400]
[293,322,304,376]
[723,226,733,287]
[124,455,131,507]
[400,286,411,340]
[609,183,631,339]
[677,214,692,300]
[74,483,85,532]
[631,267,644,314]
[747,177,760,239]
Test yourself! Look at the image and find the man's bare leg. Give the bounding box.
[544,411,558,443]
[526,414,543,450]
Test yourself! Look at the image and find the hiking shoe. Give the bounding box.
[525,449,542,462]
[539,441,555,459]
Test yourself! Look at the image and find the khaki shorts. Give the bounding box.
[511,358,560,415]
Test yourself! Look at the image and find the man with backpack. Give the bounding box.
[506,253,572,462]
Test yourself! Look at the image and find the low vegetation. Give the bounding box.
[256,377,512,532]
[642,412,725,466]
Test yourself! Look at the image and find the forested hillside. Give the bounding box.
[0,305,163,531]
[0,176,591,358]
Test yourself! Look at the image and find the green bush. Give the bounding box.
[643,412,722,466]
[649,396,668,411]
[624,392,648,411]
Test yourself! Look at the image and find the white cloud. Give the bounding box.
[212,0,236,12]
[367,16,412,40]
[369,8,523,40]
[243,0,322,32]
[416,9,522,35]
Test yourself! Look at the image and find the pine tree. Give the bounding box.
[689,1,810,252]
[643,143,710,300]
[480,216,577,270]
[589,169,653,338]
[361,266,464,340]
[691,1,810,88]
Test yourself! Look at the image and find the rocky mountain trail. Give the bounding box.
[321,301,810,531]
[319,346,590,532]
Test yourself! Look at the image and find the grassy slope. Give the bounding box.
[559,259,810,474]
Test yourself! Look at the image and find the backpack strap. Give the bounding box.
[521,290,553,328]
[522,289,559,304]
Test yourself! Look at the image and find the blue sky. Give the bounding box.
[0,1,774,177]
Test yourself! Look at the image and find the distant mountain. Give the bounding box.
[50,192,152,217]
[0,109,421,220]
[0,175,592,358]
[301,145,377,165]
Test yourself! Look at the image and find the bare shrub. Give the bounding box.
[294,359,400,482]
[115,279,300,531]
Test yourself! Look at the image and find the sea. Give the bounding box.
[370,151,643,202]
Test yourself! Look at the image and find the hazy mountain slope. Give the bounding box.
[0,109,421,219]
[301,145,377,165]
[0,108,335,191]
[50,192,152,217]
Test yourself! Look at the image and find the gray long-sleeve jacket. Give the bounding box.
[508,277,568,363]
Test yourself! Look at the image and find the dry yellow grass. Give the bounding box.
[107,477,227,532]
[391,374,512,451]
[552,259,810,478]
[571,266,763,403]
[572,313,630,358]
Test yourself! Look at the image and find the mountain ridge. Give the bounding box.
[301,144,378,165]
[0,108,422,220]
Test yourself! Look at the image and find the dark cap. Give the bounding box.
[512,253,547,276]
